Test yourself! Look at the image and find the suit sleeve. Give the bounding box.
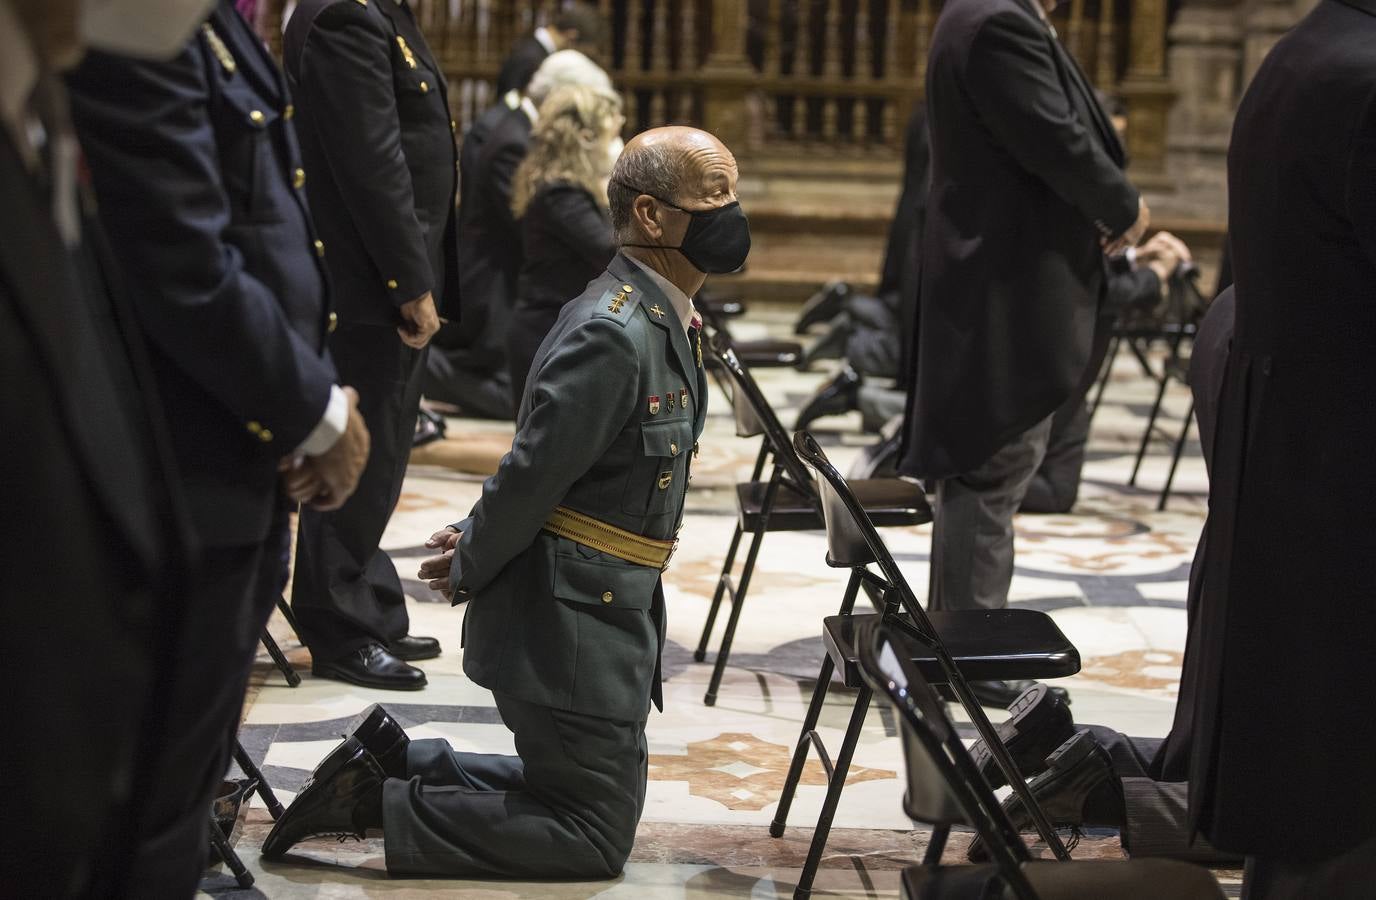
[67,47,335,451]
[1346,82,1376,268]
[547,188,617,269]
[965,11,1139,240]
[450,318,640,597]
[298,2,433,305]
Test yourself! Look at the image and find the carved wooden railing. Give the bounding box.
[257,0,1174,171]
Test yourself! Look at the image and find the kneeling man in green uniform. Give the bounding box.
[263,125,749,877]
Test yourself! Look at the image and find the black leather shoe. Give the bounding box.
[967,682,1075,791]
[967,730,1123,862]
[965,679,1071,710]
[795,364,862,430]
[795,280,851,334]
[313,643,427,691]
[260,737,385,860]
[797,316,854,370]
[386,634,441,661]
[348,704,410,780]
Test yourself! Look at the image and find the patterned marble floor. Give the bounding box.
[208,312,1235,898]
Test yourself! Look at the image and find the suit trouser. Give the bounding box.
[424,342,513,421]
[381,692,648,878]
[1242,829,1376,900]
[1082,725,1235,865]
[124,515,286,899]
[293,323,425,660]
[929,417,1053,611]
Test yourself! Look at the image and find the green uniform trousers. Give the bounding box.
[381,691,648,878]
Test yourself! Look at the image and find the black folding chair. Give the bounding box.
[207,739,288,889]
[260,595,302,687]
[777,432,1081,898]
[698,292,804,369]
[693,334,932,706]
[857,620,1225,900]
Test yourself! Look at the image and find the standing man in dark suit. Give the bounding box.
[284,0,457,690]
[495,2,604,102]
[898,0,1147,706]
[0,1,198,895]
[1192,2,1376,892]
[68,2,371,891]
[261,126,745,879]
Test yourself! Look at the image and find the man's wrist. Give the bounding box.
[298,385,349,456]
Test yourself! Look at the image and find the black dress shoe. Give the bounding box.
[260,738,385,859]
[347,704,411,779]
[963,679,1071,710]
[967,682,1075,791]
[795,280,851,334]
[313,643,427,691]
[795,364,862,430]
[967,730,1123,862]
[797,316,854,370]
[387,634,441,661]
[412,408,447,448]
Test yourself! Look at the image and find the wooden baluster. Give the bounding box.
[626,89,641,133]
[916,0,933,86]
[1095,0,1116,88]
[650,0,670,72]
[820,0,841,146]
[624,0,643,74]
[1067,0,1086,62]
[793,0,813,142]
[678,0,699,121]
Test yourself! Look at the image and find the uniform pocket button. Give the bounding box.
[601,591,614,604]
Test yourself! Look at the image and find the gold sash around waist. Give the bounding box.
[543,506,677,570]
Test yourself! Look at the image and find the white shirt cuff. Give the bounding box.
[1125,246,1139,269]
[298,385,348,456]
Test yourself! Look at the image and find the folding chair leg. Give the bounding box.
[694,522,744,663]
[1129,368,1172,487]
[923,824,950,865]
[208,817,254,888]
[1158,398,1194,512]
[275,595,302,639]
[771,654,836,838]
[794,687,872,900]
[233,740,285,820]
[1087,334,1120,422]
[260,628,301,688]
[703,526,766,706]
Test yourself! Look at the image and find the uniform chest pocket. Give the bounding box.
[621,417,693,517]
[214,83,286,225]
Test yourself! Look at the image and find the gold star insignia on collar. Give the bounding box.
[649,304,666,319]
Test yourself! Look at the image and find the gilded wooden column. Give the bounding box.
[700,0,755,152]
[1118,0,1176,174]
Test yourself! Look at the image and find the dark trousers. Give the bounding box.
[381,692,648,878]
[124,516,285,898]
[1021,396,1091,514]
[293,323,425,660]
[423,343,512,420]
[929,417,1053,610]
[1243,829,1376,900]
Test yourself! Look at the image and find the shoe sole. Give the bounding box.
[312,665,428,691]
[969,684,1072,790]
[388,646,441,662]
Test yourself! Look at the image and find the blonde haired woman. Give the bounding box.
[505,84,624,407]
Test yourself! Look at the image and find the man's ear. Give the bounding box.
[633,195,662,240]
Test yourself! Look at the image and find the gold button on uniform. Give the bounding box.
[284,103,295,120]
[293,168,306,189]
[450,119,457,133]
[249,109,265,125]
[419,80,429,93]
[622,284,634,292]
[313,239,325,257]
[246,421,262,434]
[670,442,679,456]
[387,279,398,289]
[328,311,338,333]
[601,591,614,604]
[258,429,273,442]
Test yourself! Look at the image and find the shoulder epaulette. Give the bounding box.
[591,282,642,328]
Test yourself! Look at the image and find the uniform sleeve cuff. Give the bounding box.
[298,385,349,456]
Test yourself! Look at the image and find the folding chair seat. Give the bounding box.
[693,336,932,707]
[858,620,1224,900]
[775,433,1080,898]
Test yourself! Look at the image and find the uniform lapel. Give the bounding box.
[609,254,699,410]
[214,4,283,106]
[376,0,449,103]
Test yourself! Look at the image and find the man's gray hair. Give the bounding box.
[608,141,683,243]
[526,50,613,105]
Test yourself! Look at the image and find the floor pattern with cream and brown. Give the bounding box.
[204,311,1238,898]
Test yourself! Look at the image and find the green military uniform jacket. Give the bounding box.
[449,253,707,722]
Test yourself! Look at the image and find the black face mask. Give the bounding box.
[616,181,751,274]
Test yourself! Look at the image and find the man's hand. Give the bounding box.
[1104,196,1150,257]
[279,455,324,503]
[303,386,371,510]
[419,526,462,600]
[399,291,440,349]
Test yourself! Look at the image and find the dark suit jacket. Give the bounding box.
[1192,0,1376,859]
[450,254,707,722]
[0,127,186,898]
[69,2,338,546]
[284,0,459,324]
[898,0,1138,478]
[448,103,533,367]
[497,33,550,97]
[882,106,930,390]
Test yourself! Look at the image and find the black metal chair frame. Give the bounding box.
[857,620,1225,900]
[693,334,931,706]
[260,595,303,687]
[777,432,1078,899]
[208,739,287,889]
